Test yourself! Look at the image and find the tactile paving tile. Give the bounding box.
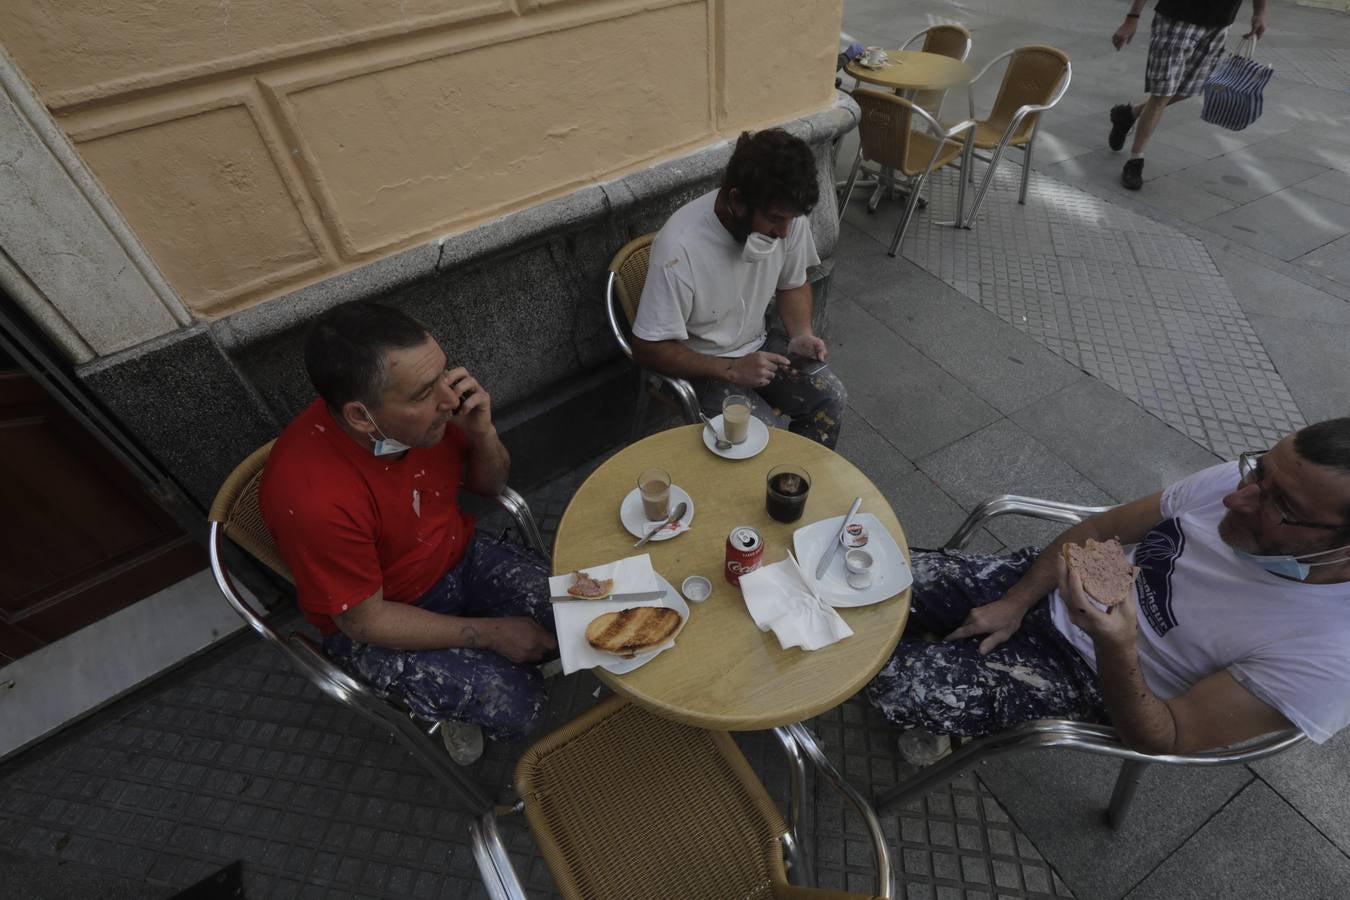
[903,161,1307,457]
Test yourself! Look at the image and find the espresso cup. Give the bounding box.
[863,46,887,66]
[637,467,671,521]
[722,395,752,445]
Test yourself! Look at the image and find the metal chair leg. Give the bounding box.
[470,811,528,900]
[838,148,864,222]
[962,139,1011,231]
[887,171,928,257]
[1107,759,1149,830]
[629,371,651,444]
[772,727,816,886]
[1019,128,1039,204]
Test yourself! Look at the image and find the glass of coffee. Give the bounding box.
[722,395,752,445]
[766,464,811,523]
[637,468,672,521]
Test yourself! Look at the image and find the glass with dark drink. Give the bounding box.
[766,464,811,523]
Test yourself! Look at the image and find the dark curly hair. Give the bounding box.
[304,301,429,412]
[721,128,819,217]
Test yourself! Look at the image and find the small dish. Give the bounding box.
[619,485,695,542]
[845,549,874,590]
[702,415,770,460]
[680,575,712,603]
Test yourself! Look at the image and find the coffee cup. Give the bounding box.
[637,467,671,521]
[723,395,752,445]
[863,46,887,67]
[845,549,874,590]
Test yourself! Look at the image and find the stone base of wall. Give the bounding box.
[78,96,858,514]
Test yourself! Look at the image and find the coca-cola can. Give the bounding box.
[725,525,764,586]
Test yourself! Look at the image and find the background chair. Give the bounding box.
[839,91,975,257]
[606,233,700,441]
[959,45,1072,229]
[208,440,549,817]
[475,695,892,899]
[899,23,973,118]
[874,494,1306,828]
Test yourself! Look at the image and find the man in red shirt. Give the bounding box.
[260,301,556,764]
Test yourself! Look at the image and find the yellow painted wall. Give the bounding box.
[1,0,842,317]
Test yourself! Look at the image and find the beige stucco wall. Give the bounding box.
[1,0,842,318]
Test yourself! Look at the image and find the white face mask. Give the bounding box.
[356,403,411,457]
[741,231,779,263]
[1231,541,1350,582]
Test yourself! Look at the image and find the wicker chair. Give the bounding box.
[875,494,1307,828]
[958,46,1072,229]
[606,233,701,442]
[899,23,973,118]
[476,695,888,899]
[838,91,976,257]
[208,439,549,817]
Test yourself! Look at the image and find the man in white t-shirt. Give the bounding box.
[867,417,1350,756]
[631,128,848,448]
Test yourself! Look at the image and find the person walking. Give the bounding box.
[1107,0,1267,190]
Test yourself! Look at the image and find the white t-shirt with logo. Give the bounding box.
[1050,462,1350,743]
[631,190,820,358]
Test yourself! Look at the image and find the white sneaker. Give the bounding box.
[439,720,485,765]
[897,728,952,767]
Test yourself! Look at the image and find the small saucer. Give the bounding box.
[702,415,770,460]
[619,484,695,542]
[681,575,712,603]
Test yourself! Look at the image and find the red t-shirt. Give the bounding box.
[258,398,475,635]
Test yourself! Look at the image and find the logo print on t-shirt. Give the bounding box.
[1134,518,1185,636]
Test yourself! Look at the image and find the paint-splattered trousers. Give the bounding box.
[691,331,848,449]
[865,548,1108,737]
[323,532,555,744]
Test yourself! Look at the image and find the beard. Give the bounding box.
[725,205,755,245]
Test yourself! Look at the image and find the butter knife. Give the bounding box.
[816,497,862,579]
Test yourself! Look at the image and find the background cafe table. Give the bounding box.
[552,424,911,892]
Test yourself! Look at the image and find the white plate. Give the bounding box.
[791,512,912,608]
[587,575,690,675]
[620,484,695,542]
[702,415,770,460]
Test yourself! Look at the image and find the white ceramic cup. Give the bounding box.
[845,548,874,590]
[863,46,887,66]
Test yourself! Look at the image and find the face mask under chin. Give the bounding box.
[357,402,412,457]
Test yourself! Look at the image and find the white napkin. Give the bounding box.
[739,554,854,651]
[548,554,660,600]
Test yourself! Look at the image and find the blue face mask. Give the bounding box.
[1231,548,1312,581]
[357,403,411,457]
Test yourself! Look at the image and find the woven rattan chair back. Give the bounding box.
[208,440,291,582]
[986,45,1069,146]
[516,696,877,900]
[920,23,971,60]
[608,233,656,328]
[853,89,918,173]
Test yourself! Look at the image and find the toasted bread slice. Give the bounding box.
[585,607,683,658]
[567,570,614,600]
[1062,537,1139,607]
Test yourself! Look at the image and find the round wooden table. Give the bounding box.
[846,50,974,92]
[552,425,911,731]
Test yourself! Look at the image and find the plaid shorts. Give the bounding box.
[1145,12,1229,98]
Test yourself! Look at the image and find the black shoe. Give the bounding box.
[1108,103,1137,152]
[1121,157,1144,190]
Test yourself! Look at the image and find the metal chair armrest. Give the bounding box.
[943,495,1118,550]
[471,811,529,900]
[653,372,700,423]
[967,48,1016,90]
[605,272,634,360]
[495,486,549,559]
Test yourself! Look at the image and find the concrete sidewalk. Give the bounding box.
[0,0,1347,897]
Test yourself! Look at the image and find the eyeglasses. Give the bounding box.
[1237,451,1348,531]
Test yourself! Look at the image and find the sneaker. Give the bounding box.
[1108,103,1137,152]
[439,720,484,765]
[1121,157,1145,190]
[897,728,953,766]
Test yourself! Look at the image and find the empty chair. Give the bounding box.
[839,90,975,257]
[960,45,1072,228]
[606,233,700,441]
[899,23,973,118]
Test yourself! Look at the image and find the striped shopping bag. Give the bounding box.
[1201,38,1274,131]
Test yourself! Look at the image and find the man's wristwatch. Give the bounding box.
[1125,12,1140,18]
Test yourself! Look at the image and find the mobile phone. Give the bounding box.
[786,352,828,376]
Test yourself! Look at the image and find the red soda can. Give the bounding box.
[725,525,764,586]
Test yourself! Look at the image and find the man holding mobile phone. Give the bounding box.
[630,128,848,449]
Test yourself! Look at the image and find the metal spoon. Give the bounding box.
[633,501,688,548]
[698,413,733,451]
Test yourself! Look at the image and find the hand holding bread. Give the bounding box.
[1059,537,1139,647]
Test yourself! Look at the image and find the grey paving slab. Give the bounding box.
[1245,313,1350,426]
[1251,728,1350,857]
[978,750,1253,900]
[849,257,1085,416]
[1295,232,1350,288]
[884,467,1002,553]
[1198,187,1350,261]
[1295,168,1350,209]
[834,407,919,486]
[1039,142,1208,197]
[826,300,1003,460]
[1011,377,1221,502]
[1124,168,1243,224]
[916,419,1117,549]
[1123,780,1350,900]
[1206,241,1350,326]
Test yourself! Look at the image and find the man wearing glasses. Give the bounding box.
[868,417,1350,761]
